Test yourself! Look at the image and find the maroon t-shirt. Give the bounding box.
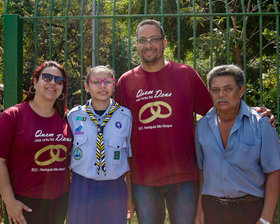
[0,102,73,198]
[115,61,212,186]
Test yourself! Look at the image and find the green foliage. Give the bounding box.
[246,55,279,114]
[181,0,280,116]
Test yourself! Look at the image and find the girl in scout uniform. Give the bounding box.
[67,66,134,224]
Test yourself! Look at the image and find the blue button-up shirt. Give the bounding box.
[196,100,280,198]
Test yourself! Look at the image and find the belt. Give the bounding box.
[208,194,263,206]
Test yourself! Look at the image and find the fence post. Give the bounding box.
[4,14,23,109]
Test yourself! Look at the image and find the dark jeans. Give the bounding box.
[202,195,264,224]
[132,181,198,224]
[15,193,68,224]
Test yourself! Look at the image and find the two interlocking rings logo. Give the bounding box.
[139,101,172,124]
[34,145,67,166]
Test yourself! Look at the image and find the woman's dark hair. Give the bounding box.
[24,61,68,119]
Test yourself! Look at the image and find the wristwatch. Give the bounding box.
[259,218,270,224]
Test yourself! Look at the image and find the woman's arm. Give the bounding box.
[0,158,31,224]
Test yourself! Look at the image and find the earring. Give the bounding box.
[58,93,65,101]
[29,86,36,94]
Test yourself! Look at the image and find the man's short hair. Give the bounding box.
[207,64,244,89]
[136,19,165,38]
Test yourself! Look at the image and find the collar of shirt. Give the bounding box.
[87,98,114,125]
[205,100,255,151]
[205,100,251,121]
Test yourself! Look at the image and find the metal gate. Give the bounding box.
[0,0,280,223]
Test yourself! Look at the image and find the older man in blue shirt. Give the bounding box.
[195,64,280,224]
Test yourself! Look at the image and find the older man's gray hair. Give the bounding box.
[207,64,244,89]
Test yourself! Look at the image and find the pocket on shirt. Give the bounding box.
[231,142,258,169]
[107,138,127,165]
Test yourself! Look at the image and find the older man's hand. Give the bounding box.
[253,106,276,128]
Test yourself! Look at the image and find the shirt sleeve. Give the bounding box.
[67,113,75,156]
[0,109,17,158]
[195,122,204,170]
[260,117,280,173]
[127,111,133,158]
[115,75,128,107]
[193,70,213,116]
[67,113,75,134]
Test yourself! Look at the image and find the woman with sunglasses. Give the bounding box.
[67,65,134,224]
[0,61,73,224]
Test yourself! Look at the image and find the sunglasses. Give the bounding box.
[41,73,65,85]
[90,78,115,87]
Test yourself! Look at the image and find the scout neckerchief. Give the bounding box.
[85,100,120,175]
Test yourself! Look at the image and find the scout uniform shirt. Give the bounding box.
[67,99,132,180]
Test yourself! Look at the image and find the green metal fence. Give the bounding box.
[0,0,280,223]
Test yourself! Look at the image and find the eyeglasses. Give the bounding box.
[41,73,65,85]
[90,78,115,87]
[137,37,164,45]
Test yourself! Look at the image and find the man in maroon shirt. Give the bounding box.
[115,19,212,224]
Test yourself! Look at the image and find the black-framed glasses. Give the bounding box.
[137,37,164,45]
[41,73,65,85]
